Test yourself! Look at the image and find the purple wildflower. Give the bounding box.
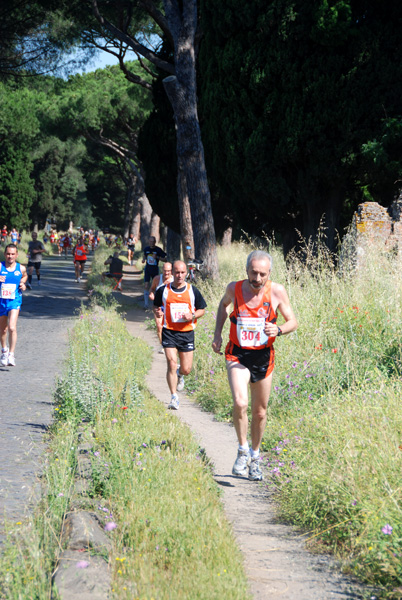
[382,524,393,535]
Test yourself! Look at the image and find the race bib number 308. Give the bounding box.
[237,317,268,347]
[1,283,17,300]
[170,303,189,323]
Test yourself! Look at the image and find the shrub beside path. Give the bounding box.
[0,255,87,542]
[123,264,367,600]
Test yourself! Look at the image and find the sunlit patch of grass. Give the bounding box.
[188,238,402,596]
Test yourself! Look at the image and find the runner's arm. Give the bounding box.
[148,274,159,300]
[182,286,207,322]
[265,283,298,337]
[19,265,27,290]
[157,247,167,262]
[153,286,164,318]
[212,283,236,354]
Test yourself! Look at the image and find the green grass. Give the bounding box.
[186,239,402,598]
[3,236,402,597]
[0,303,250,600]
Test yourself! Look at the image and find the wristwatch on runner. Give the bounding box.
[277,326,283,337]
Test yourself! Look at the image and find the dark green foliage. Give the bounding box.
[31,136,87,228]
[0,82,40,227]
[138,70,180,232]
[84,150,127,230]
[198,0,402,248]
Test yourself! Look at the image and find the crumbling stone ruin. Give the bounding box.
[341,194,402,268]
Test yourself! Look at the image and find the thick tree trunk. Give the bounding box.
[150,212,160,242]
[302,187,343,252]
[221,226,232,246]
[140,193,152,243]
[130,198,141,241]
[91,0,218,276]
[167,227,181,261]
[124,176,136,239]
[160,223,168,250]
[178,162,194,263]
[164,74,218,279]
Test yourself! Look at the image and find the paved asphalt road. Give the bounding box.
[0,254,87,541]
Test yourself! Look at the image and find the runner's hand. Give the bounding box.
[264,321,280,337]
[212,336,223,355]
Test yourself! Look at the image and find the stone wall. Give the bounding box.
[340,196,402,270]
[353,197,402,251]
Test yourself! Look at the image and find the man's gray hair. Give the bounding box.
[246,250,273,272]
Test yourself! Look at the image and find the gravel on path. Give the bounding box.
[0,255,88,542]
[123,264,367,600]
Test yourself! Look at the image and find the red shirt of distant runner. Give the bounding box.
[74,244,87,262]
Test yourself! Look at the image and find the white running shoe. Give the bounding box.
[177,368,185,392]
[248,456,263,481]
[77,277,81,282]
[1,348,9,366]
[232,449,250,477]
[168,394,179,410]
[7,353,15,367]
[158,346,164,354]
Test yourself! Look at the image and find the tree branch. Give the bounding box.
[138,0,174,48]
[91,0,175,75]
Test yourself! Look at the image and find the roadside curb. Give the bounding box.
[52,427,112,600]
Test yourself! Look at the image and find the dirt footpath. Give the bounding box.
[122,265,366,600]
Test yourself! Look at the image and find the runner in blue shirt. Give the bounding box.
[0,244,27,367]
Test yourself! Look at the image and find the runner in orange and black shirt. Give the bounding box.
[72,236,87,282]
[212,250,297,481]
[153,260,206,410]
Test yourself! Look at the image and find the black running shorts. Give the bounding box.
[162,328,195,352]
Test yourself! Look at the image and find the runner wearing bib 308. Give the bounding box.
[0,244,27,367]
[212,250,298,481]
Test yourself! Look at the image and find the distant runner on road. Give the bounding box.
[142,236,166,309]
[72,236,87,282]
[212,250,298,481]
[148,262,173,353]
[153,260,206,410]
[102,251,124,289]
[27,232,47,289]
[0,244,27,367]
[126,235,137,266]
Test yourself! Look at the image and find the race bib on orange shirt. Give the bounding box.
[170,303,189,323]
[236,316,268,348]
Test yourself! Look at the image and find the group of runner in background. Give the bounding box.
[1,226,299,484]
